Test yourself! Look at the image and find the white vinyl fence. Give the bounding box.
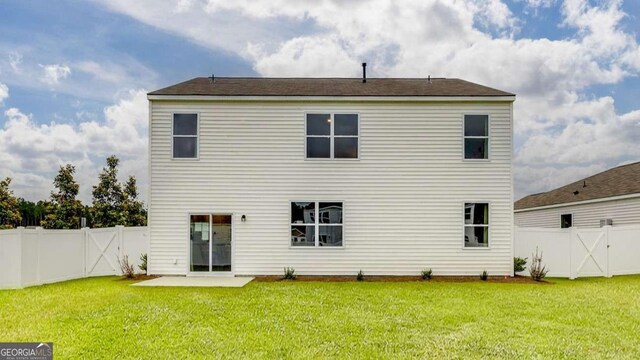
[514,225,640,279]
[0,226,148,289]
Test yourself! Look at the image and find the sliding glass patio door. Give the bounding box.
[190,214,232,272]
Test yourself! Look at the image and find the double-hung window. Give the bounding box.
[173,114,198,159]
[464,115,489,160]
[306,113,358,159]
[464,203,489,248]
[291,201,343,247]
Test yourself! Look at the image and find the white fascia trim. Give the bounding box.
[147,95,516,102]
[514,193,640,213]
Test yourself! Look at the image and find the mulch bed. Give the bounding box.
[254,275,549,284]
[118,274,159,281]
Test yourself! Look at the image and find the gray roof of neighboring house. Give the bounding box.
[515,162,640,211]
[148,77,515,97]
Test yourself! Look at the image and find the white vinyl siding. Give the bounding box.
[515,196,640,228]
[149,100,513,276]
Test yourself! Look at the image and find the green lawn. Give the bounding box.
[1,276,639,359]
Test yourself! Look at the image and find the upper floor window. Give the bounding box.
[560,214,572,228]
[464,115,489,160]
[173,114,198,159]
[464,202,489,248]
[306,113,358,159]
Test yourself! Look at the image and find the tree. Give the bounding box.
[17,198,35,227]
[122,176,147,226]
[0,177,22,229]
[17,198,49,227]
[41,165,85,229]
[91,155,125,228]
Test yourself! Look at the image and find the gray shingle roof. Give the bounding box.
[515,162,640,210]
[148,77,515,97]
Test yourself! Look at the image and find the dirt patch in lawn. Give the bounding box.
[254,275,549,284]
[117,274,159,282]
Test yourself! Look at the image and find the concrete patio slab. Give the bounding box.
[132,276,254,288]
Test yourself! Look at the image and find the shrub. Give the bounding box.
[283,267,296,280]
[514,257,527,273]
[117,255,135,279]
[139,253,148,273]
[480,270,489,281]
[421,268,433,280]
[356,270,365,281]
[529,247,548,281]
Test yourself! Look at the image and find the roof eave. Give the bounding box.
[514,192,640,212]
[147,94,516,102]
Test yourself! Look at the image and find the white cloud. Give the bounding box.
[97,0,296,58]
[9,52,22,73]
[516,99,640,165]
[75,60,142,84]
[39,63,71,85]
[523,0,557,10]
[251,36,362,77]
[0,89,148,203]
[0,41,158,102]
[470,0,518,30]
[0,82,8,105]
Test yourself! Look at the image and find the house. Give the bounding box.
[515,162,640,228]
[146,73,515,276]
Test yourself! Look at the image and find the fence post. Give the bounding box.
[16,226,24,288]
[604,225,612,278]
[117,225,124,257]
[82,227,89,277]
[511,226,516,277]
[116,225,124,275]
[35,227,43,285]
[569,227,576,280]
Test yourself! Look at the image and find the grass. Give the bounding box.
[1,276,639,359]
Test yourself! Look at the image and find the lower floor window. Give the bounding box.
[464,203,489,248]
[291,201,343,247]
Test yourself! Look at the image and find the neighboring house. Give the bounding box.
[515,162,640,228]
[147,75,515,276]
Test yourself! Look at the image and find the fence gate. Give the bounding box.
[570,227,609,279]
[85,227,122,277]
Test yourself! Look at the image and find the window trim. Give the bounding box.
[560,213,573,228]
[462,114,490,162]
[289,200,345,249]
[304,112,360,160]
[172,113,200,160]
[462,201,491,249]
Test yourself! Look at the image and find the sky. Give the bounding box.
[0,0,639,203]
